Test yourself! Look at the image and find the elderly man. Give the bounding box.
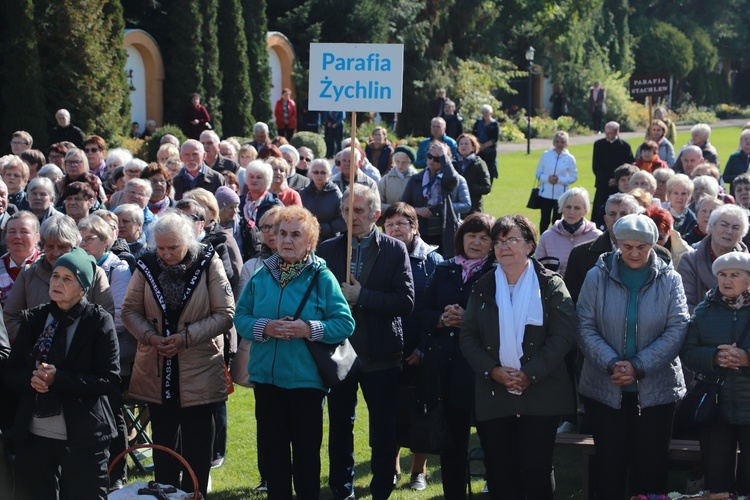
[278,144,310,192]
[676,145,705,178]
[200,130,240,177]
[48,109,85,148]
[673,124,719,173]
[173,139,225,199]
[248,122,271,153]
[414,117,458,168]
[9,132,32,156]
[565,193,671,304]
[317,184,415,500]
[591,121,635,220]
[331,148,378,194]
[296,146,314,176]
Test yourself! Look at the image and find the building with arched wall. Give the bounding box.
[123,30,296,130]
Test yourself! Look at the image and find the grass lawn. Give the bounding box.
[135,126,744,498]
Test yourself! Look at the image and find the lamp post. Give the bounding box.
[526,46,535,155]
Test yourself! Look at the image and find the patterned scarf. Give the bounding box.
[156,250,198,310]
[455,255,489,283]
[148,196,171,215]
[243,191,268,223]
[722,289,750,310]
[421,169,442,207]
[279,256,310,287]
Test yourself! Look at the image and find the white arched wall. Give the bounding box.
[125,45,147,130]
[267,32,296,114]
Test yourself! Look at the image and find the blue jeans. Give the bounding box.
[328,367,400,499]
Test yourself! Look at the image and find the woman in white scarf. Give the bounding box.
[460,215,577,499]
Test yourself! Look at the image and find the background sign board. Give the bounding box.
[308,43,404,112]
[629,73,670,98]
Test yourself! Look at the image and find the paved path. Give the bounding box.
[496,118,748,154]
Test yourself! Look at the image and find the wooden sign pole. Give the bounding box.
[345,111,357,285]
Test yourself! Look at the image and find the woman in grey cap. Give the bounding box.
[577,213,690,498]
[681,251,750,495]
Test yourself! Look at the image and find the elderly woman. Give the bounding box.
[27,177,62,224]
[268,157,302,207]
[535,187,601,277]
[472,104,499,179]
[235,205,354,499]
[6,247,119,499]
[685,197,724,246]
[629,170,658,198]
[681,252,750,495]
[156,143,179,167]
[678,204,750,313]
[141,162,175,215]
[47,143,68,170]
[664,173,697,236]
[534,131,578,233]
[241,159,284,260]
[460,214,575,498]
[454,133,492,215]
[55,148,89,202]
[237,144,258,193]
[4,216,114,342]
[638,120,675,168]
[122,211,234,497]
[62,181,96,223]
[365,126,394,176]
[109,159,147,209]
[104,148,134,194]
[401,141,468,257]
[689,175,720,212]
[577,214,689,498]
[238,206,282,293]
[113,203,147,257]
[418,212,496,497]
[2,155,30,208]
[0,212,40,307]
[723,129,750,196]
[300,159,345,243]
[378,146,417,213]
[653,167,675,204]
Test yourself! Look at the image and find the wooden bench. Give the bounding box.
[555,432,702,499]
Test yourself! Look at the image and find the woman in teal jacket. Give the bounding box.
[235,205,354,500]
[681,251,750,495]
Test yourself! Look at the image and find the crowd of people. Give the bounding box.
[0,103,749,500]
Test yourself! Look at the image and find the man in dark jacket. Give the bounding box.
[591,121,634,220]
[200,130,240,177]
[48,109,85,148]
[173,140,225,200]
[317,184,415,500]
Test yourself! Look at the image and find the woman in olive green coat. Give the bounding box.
[460,215,576,500]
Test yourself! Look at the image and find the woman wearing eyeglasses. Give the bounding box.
[140,163,175,215]
[300,159,346,244]
[239,160,284,260]
[460,214,576,499]
[238,206,283,294]
[577,214,689,498]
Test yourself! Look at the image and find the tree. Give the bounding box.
[633,21,693,78]
[35,0,131,144]
[217,0,254,137]
[200,0,222,136]
[243,0,272,124]
[0,0,47,147]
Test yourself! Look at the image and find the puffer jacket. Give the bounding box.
[677,236,749,313]
[121,250,235,407]
[460,259,576,421]
[534,148,577,200]
[681,288,750,425]
[299,181,346,243]
[577,250,689,410]
[535,218,602,278]
[402,237,443,355]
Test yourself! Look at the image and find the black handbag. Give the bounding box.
[677,318,750,425]
[298,269,362,388]
[526,186,541,210]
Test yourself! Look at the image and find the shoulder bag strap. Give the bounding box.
[293,268,322,320]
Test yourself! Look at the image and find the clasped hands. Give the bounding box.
[149,333,185,358]
[438,304,464,329]
[714,343,750,370]
[31,362,56,393]
[490,366,530,394]
[264,317,311,341]
[610,360,637,386]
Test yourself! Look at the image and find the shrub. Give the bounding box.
[498,122,526,143]
[290,131,326,159]
[119,137,148,160]
[357,121,399,146]
[620,101,650,132]
[145,125,188,162]
[714,104,750,120]
[675,99,718,125]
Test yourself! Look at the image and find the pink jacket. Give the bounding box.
[535,219,602,278]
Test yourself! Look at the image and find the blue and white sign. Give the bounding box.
[308,43,404,113]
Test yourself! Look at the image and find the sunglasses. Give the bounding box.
[300,157,312,162]
[84,147,100,153]
[427,154,440,161]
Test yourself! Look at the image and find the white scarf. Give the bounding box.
[495,260,544,370]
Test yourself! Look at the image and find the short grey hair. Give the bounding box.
[341,183,381,219]
[307,159,331,179]
[278,144,300,165]
[27,176,55,198]
[114,203,144,227]
[605,193,640,214]
[557,187,591,213]
[681,145,703,158]
[200,130,220,144]
[692,175,719,200]
[37,164,64,182]
[480,104,493,114]
[691,123,712,140]
[244,160,273,190]
[181,139,204,155]
[125,178,153,200]
[78,214,115,249]
[653,167,675,184]
[605,121,620,132]
[253,122,269,134]
[150,210,202,253]
[667,173,694,198]
[124,158,148,173]
[708,204,749,237]
[298,147,313,161]
[64,148,89,172]
[340,147,362,164]
[40,215,80,247]
[629,171,657,192]
[219,140,237,156]
[106,148,133,168]
[553,131,569,143]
